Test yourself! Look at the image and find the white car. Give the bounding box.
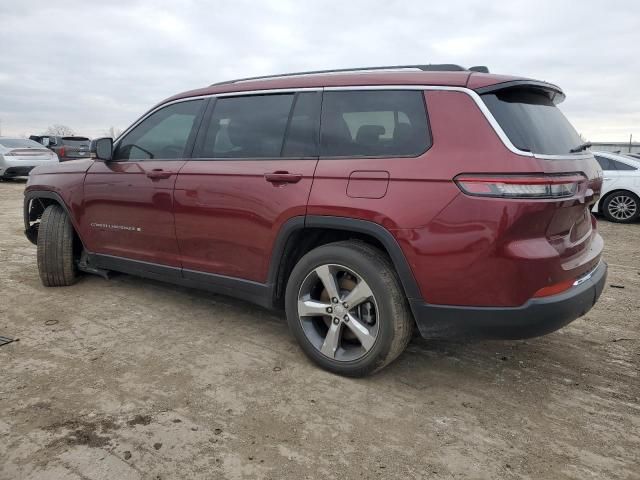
[592,151,640,223]
[0,138,59,180]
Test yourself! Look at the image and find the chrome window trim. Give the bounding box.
[116,85,591,161]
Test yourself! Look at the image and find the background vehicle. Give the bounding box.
[24,65,607,376]
[0,137,59,179]
[44,136,91,161]
[592,151,640,223]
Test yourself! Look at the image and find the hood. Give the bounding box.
[30,158,95,176]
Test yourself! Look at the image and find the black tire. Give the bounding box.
[37,204,78,286]
[285,241,414,377]
[602,191,640,223]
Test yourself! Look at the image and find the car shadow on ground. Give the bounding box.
[93,270,581,390]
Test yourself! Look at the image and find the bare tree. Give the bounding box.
[45,124,75,136]
[104,126,122,138]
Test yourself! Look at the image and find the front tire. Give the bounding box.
[602,191,640,223]
[285,241,413,377]
[37,204,78,286]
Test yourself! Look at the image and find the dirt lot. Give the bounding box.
[0,179,638,480]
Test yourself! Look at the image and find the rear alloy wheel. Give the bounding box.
[285,241,413,377]
[603,191,640,223]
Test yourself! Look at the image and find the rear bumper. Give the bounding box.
[411,261,607,339]
[1,166,35,177]
[1,159,58,176]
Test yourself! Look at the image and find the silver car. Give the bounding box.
[0,138,59,180]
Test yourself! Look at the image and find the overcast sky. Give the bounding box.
[1,0,638,142]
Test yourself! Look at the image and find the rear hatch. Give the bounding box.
[479,83,603,282]
[60,137,91,158]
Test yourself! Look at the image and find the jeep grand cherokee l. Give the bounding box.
[24,64,607,376]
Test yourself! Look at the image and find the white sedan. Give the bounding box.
[592,151,640,223]
[0,138,59,180]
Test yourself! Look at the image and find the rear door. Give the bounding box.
[174,91,321,283]
[82,99,205,267]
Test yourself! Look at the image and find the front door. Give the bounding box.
[174,91,321,283]
[81,99,206,267]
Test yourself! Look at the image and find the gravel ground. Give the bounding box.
[0,179,638,480]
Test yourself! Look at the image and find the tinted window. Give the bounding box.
[611,160,637,171]
[61,137,90,146]
[199,94,294,158]
[320,90,430,157]
[482,88,583,155]
[282,92,321,157]
[595,155,614,170]
[114,100,203,160]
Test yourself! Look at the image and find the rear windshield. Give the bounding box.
[482,88,583,155]
[0,138,43,148]
[61,137,90,145]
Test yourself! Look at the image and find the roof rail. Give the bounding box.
[210,64,472,86]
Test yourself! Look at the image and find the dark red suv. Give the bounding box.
[24,64,607,376]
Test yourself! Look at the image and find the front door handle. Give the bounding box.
[146,169,172,180]
[264,171,303,184]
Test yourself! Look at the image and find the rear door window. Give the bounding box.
[482,88,583,155]
[320,90,430,157]
[198,94,295,158]
[281,92,321,157]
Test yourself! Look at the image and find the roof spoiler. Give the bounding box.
[474,79,566,104]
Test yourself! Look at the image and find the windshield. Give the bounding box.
[0,138,43,149]
[482,88,583,155]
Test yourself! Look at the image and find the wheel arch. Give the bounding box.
[268,216,421,310]
[24,190,84,246]
[599,188,640,210]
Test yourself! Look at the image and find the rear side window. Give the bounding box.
[199,94,295,158]
[595,155,638,171]
[611,159,637,171]
[114,100,204,161]
[320,90,430,157]
[482,88,583,155]
[595,155,614,170]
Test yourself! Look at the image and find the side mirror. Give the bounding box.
[91,137,113,161]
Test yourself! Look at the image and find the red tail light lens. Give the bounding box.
[58,147,66,157]
[455,174,585,199]
[532,279,575,298]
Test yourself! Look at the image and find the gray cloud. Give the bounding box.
[1,0,638,141]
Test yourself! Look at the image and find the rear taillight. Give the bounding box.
[455,174,585,199]
[58,147,66,157]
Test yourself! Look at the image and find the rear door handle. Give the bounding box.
[146,169,172,180]
[264,172,303,184]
